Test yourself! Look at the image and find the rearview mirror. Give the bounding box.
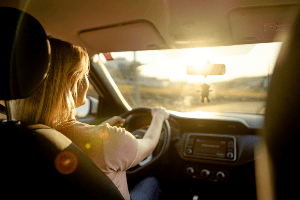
[187,61,226,76]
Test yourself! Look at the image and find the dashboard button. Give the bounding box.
[227,152,233,159]
[200,169,210,178]
[188,137,194,145]
[227,148,233,152]
[228,141,234,148]
[216,171,225,181]
[186,167,194,176]
[186,148,193,155]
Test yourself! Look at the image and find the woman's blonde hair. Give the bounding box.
[13,37,89,130]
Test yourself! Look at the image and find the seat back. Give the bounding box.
[1,120,124,199]
[0,7,124,199]
[256,6,300,200]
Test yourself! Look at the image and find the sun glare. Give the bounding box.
[102,42,281,85]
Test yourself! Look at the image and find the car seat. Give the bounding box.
[0,7,124,200]
[255,5,300,200]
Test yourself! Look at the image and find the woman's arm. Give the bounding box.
[100,116,125,127]
[130,107,169,167]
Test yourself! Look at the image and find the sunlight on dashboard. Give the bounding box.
[170,110,217,118]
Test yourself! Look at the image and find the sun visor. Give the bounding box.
[79,20,169,53]
[229,4,299,44]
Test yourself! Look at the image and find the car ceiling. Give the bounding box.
[1,0,300,56]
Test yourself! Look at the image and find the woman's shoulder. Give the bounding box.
[59,120,125,139]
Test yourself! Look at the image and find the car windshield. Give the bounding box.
[97,42,282,115]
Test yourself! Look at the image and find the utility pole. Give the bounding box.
[133,51,140,106]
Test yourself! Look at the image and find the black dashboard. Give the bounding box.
[126,111,263,184]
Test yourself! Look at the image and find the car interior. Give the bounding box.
[1,0,300,199]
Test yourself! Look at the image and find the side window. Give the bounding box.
[85,83,100,118]
[75,83,99,119]
[0,100,6,119]
[75,82,109,125]
[86,83,99,102]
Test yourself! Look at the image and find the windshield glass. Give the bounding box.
[98,43,281,114]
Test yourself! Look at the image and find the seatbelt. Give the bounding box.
[0,104,6,115]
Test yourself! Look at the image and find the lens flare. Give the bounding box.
[85,143,91,149]
[55,151,78,174]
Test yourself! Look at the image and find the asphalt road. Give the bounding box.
[194,101,266,114]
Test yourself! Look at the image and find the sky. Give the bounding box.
[100,42,282,84]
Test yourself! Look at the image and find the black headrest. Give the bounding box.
[0,7,50,100]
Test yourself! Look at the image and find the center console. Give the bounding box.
[183,133,237,182]
[183,133,237,162]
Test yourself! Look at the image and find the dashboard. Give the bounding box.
[126,111,263,183]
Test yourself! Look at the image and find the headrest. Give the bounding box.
[0,7,50,100]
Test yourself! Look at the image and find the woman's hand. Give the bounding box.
[130,106,169,167]
[100,116,125,127]
[151,107,170,122]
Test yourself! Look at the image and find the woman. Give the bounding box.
[13,37,169,200]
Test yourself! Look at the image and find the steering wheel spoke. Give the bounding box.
[139,154,153,166]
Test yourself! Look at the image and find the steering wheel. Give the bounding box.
[119,107,171,174]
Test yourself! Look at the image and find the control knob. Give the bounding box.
[200,169,210,178]
[227,152,234,159]
[186,148,193,155]
[216,171,225,181]
[186,167,194,176]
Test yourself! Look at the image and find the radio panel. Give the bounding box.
[183,133,236,162]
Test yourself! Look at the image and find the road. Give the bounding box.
[193,101,265,114]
